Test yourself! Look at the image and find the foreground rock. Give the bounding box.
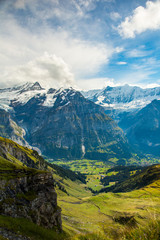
[0,168,62,231]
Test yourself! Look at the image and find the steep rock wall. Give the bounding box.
[0,170,62,231]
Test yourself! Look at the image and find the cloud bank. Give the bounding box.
[2,53,75,89]
[118,0,160,38]
[0,0,116,89]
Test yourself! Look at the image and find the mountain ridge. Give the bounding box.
[102,164,160,193]
[119,99,160,156]
[0,82,132,161]
[82,84,160,121]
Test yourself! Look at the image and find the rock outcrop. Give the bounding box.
[0,109,27,146]
[0,169,62,231]
[0,136,47,169]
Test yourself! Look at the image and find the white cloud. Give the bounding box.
[78,77,118,90]
[13,0,92,21]
[116,57,159,86]
[127,49,150,58]
[118,0,160,38]
[117,61,127,65]
[145,83,160,88]
[0,13,114,88]
[133,57,160,70]
[14,0,26,9]
[115,47,124,53]
[1,53,75,89]
[76,0,96,12]
[0,0,121,89]
[110,12,121,21]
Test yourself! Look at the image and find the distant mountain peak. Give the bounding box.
[19,82,44,93]
[47,88,56,94]
[31,82,43,90]
[82,84,160,113]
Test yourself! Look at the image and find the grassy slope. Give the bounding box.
[48,159,160,238]
[0,152,69,239]
[58,178,160,238]
[0,156,47,180]
[0,215,67,240]
[53,161,160,238]
[1,150,160,239]
[103,164,160,193]
[0,136,45,170]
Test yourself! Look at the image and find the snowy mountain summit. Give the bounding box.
[82,84,160,112]
[0,82,76,111]
[0,81,131,160]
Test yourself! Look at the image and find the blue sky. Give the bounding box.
[0,0,160,90]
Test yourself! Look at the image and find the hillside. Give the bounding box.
[57,165,160,239]
[0,136,87,191]
[0,109,27,146]
[102,164,160,193]
[0,137,160,240]
[119,99,160,156]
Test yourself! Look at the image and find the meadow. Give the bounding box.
[50,159,160,239]
[58,178,160,239]
[50,159,111,192]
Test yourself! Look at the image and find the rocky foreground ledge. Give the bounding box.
[0,169,62,231]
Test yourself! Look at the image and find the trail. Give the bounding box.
[88,200,112,219]
[59,199,85,204]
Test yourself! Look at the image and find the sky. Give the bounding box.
[0,0,160,90]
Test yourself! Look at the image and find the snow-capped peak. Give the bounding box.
[0,82,77,110]
[42,87,76,107]
[82,84,160,112]
[0,82,45,110]
[19,82,43,92]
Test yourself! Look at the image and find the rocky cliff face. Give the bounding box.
[0,137,62,231]
[0,169,62,230]
[0,109,27,146]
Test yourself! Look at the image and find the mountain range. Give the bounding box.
[0,82,131,161]
[82,84,160,121]
[83,85,160,156]
[1,81,160,158]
